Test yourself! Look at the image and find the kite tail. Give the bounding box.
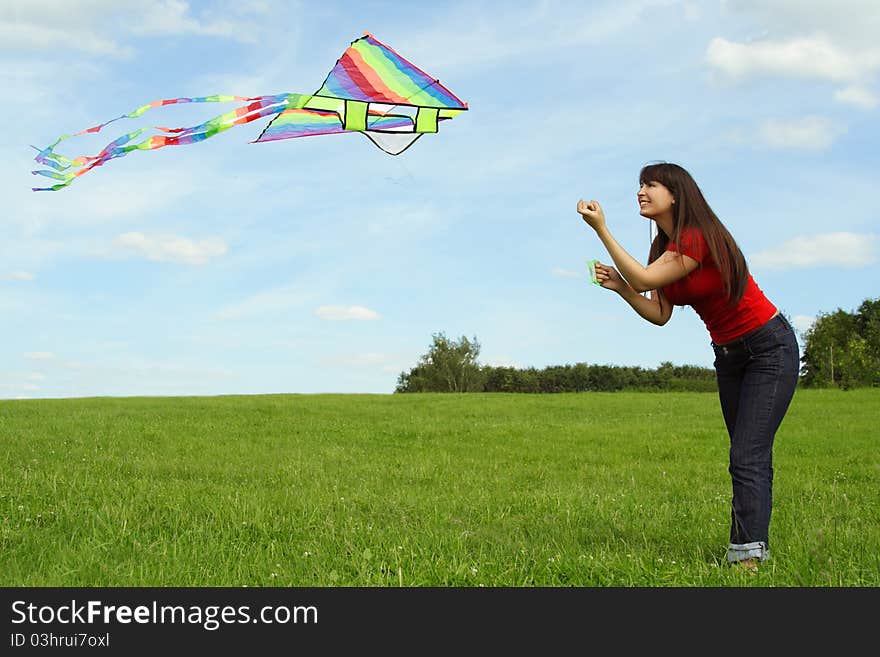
[31,93,305,191]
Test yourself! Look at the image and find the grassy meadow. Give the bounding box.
[1,389,877,587]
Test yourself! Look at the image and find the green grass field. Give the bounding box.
[1,389,877,587]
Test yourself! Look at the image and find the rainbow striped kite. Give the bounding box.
[31,33,467,191]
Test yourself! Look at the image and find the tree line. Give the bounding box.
[396,297,879,393]
[395,333,717,393]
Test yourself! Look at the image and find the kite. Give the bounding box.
[31,33,467,191]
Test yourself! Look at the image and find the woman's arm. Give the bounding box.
[595,263,673,326]
[577,199,699,292]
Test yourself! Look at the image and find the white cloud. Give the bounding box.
[706,5,880,107]
[722,1,880,49]
[552,267,584,279]
[0,0,119,20]
[394,0,682,77]
[315,305,381,321]
[706,36,872,84]
[750,232,877,270]
[682,1,701,21]
[129,0,262,43]
[758,116,845,151]
[834,85,878,109]
[0,0,271,56]
[0,1,129,57]
[4,271,34,281]
[113,232,227,265]
[0,22,130,57]
[792,315,815,335]
[24,352,55,361]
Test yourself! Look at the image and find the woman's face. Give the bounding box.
[637,180,675,219]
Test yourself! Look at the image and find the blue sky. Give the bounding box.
[1,0,877,398]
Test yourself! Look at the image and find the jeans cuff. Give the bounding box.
[727,541,768,563]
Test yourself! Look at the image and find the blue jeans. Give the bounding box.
[712,313,800,563]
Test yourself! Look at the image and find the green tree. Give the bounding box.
[800,309,855,386]
[800,297,880,388]
[838,298,880,388]
[396,332,485,392]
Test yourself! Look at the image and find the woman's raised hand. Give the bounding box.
[577,199,606,231]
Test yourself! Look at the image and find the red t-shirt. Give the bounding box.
[661,228,777,344]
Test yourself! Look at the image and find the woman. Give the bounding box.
[577,161,799,570]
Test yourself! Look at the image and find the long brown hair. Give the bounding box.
[641,162,748,305]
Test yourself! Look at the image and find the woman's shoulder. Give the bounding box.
[679,225,706,243]
[670,226,709,260]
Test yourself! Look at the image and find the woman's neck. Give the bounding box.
[654,214,674,238]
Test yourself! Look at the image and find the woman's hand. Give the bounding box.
[594,262,626,292]
[577,199,606,231]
